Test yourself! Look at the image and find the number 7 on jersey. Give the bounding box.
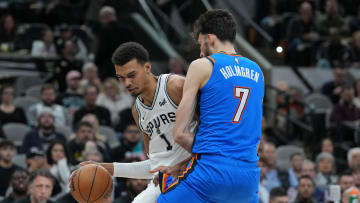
[232,86,250,123]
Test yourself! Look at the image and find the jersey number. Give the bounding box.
[160,134,173,151]
[232,86,250,123]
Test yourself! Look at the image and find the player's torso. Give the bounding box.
[135,74,190,168]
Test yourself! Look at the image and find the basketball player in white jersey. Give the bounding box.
[76,42,192,203]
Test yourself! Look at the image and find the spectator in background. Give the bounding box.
[314,152,338,190]
[51,39,83,92]
[347,147,360,170]
[353,79,360,108]
[288,152,305,188]
[322,67,346,104]
[348,31,360,68]
[342,187,360,203]
[95,6,134,80]
[46,140,71,199]
[269,187,288,203]
[321,137,334,154]
[338,170,355,194]
[286,1,319,66]
[14,169,55,203]
[73,85,111,128]
[54,24,88,61]
[317,0,347,37]
[0,14,17,46]
[83,149,103,162]
[0,169,29,203]
[330,84,360,124]
[110,121,143,162]
[316,28,349,68]
[258,157,269,203]
[27,84,68,126]
[294,176,318,203]
[289,159,325,202]
[80,113,108,147]
[21,109,66,155]
[67,121,109,165]
[25,148,46,173]
[96,78,134,125]
[79,62,102,94]
[31,28,57,58]
[0,140,20,197]
[262,142,289,191]
[0,84,27,125]
[56,70,84,115]
[352,166,360,188]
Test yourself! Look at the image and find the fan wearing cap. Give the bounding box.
[26,147,46,173]
[21,109,66,155]
[55,70,84,115]
[0,140,21,197]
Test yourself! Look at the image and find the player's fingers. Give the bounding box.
[153,174,159,186]
[79,161,95,166]
[149,166,166,173]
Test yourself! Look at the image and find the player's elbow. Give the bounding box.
[173,130,186,144]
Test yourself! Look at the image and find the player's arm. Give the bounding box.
[173,58,212,153]
[79,105,153,179]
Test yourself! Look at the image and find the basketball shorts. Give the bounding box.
[157,154,260,203]
[132,180,160,203]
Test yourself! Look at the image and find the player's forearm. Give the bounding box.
[113,160,153,179]
[174,132,194,153]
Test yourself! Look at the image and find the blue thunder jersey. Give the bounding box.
[192,52,264,163]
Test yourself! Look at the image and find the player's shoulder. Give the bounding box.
[190,57,213,68]
[167,74,185,91]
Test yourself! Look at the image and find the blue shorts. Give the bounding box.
[157,154,260,203]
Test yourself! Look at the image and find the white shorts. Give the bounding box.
[132,181,160,203]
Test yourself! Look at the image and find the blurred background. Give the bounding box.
[0,0,360,202]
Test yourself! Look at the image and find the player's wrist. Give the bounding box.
[101,163,114,176]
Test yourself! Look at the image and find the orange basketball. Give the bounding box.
[70,164,113,203]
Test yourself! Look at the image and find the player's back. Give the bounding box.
[193,52,264,163]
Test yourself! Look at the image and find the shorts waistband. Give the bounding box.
[194,153,258,168]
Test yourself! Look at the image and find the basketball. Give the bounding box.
[70,164,113,203]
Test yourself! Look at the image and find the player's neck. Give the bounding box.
[213,41,236,55]
[140,75,158,106]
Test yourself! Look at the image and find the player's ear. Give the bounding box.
[144,62,151,73]
[207,34,216,46]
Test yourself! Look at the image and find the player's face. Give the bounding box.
[115,59,151,96]
[198,34,211,58]
[30,176,53,203]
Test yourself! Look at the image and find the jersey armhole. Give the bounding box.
[164,74,178,109]
[134,102,146,133]
[205,56,215,65]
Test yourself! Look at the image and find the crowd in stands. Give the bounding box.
[3,0,360,202]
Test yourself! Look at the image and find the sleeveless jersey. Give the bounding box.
[135,74,190,169]
[193,52,264,163]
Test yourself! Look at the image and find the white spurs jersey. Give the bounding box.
[135,74,190,170]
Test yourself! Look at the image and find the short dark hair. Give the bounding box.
[76,121,93,132]
[40,83,55,94]
[339,170,353,179]
[29,169,54,185]
[111,42,149,66]
[193,9,236,43]
[298,175,315,186]
[84,85,99,96]
[0,140,15,149]
[290,152,303,161]
[270,187,287,200]
[11,168,29,179]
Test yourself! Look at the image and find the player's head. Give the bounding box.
[112,42,151,96]
[193,9,236,57]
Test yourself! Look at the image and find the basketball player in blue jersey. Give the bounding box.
[153,9,264,203]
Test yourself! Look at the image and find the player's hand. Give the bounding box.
[79,161,98,167]
[153,174,160,186]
